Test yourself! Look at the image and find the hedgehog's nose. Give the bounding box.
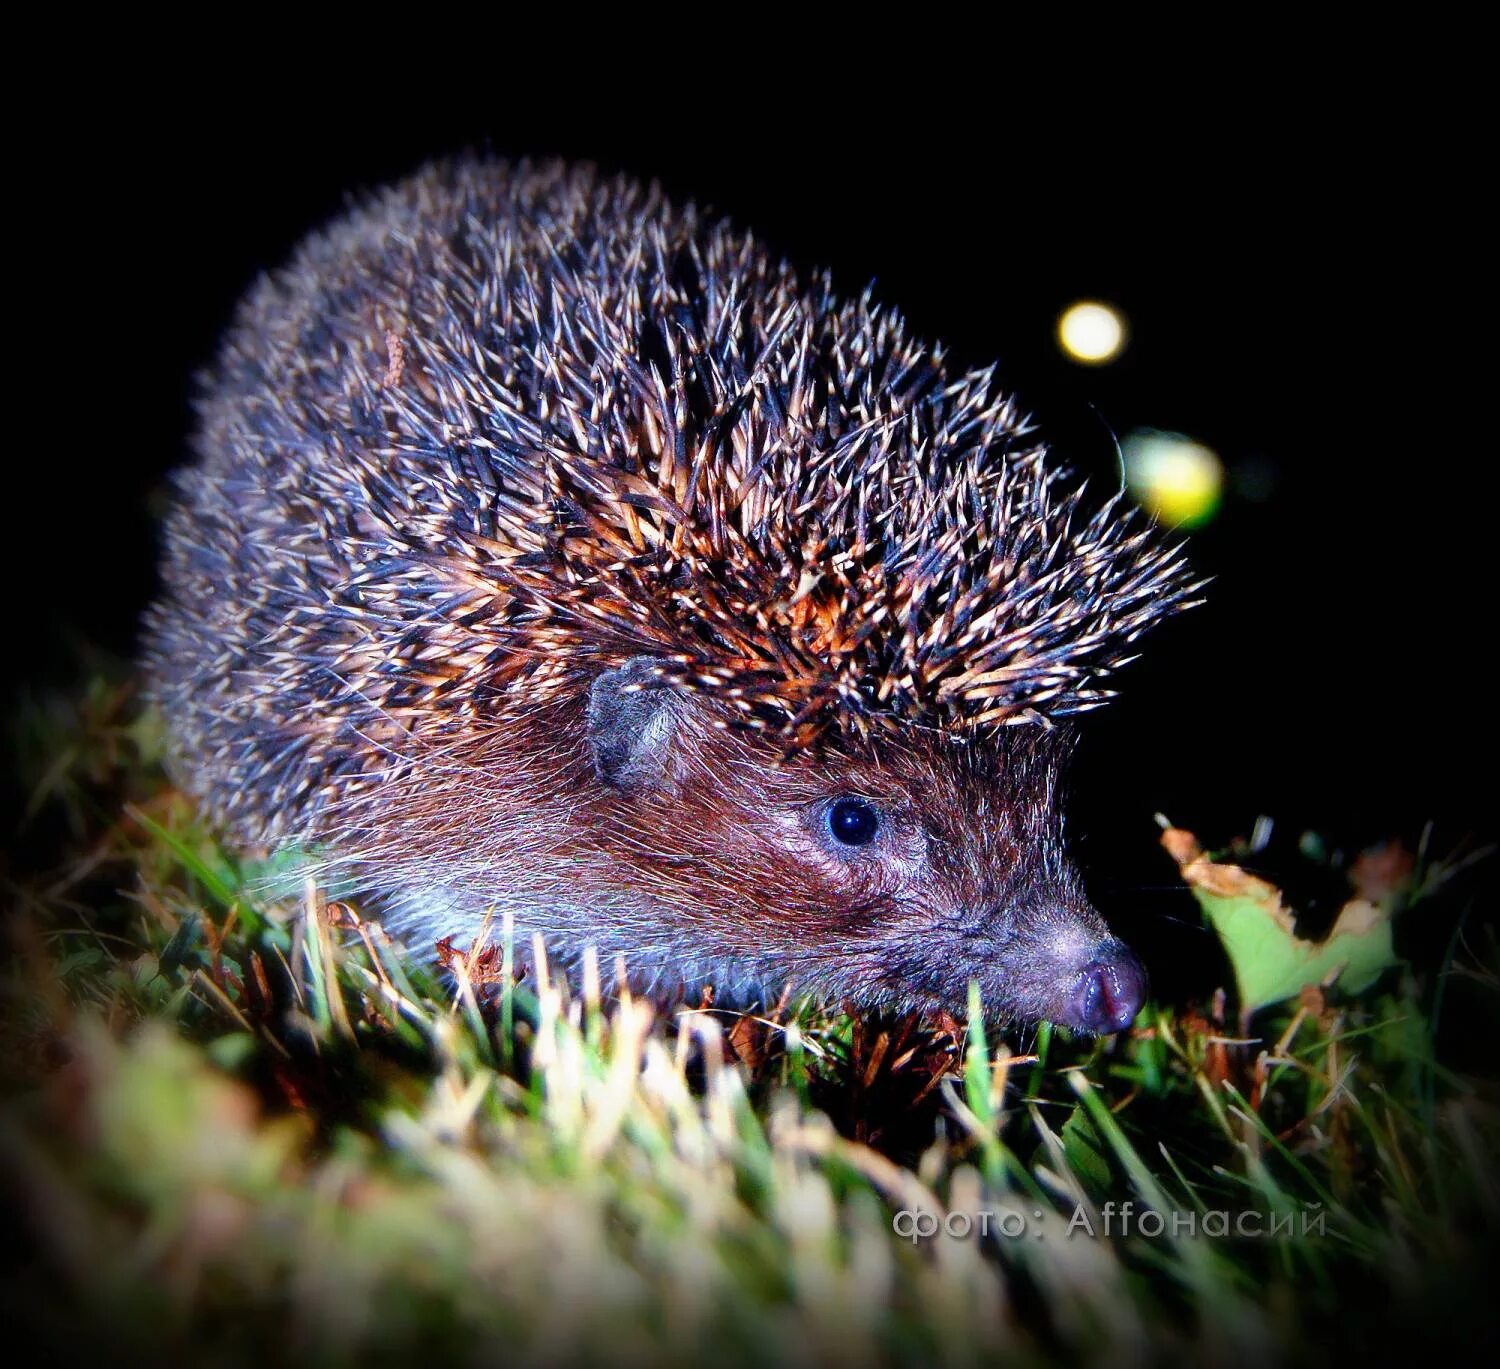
[1062,941,1146,1034]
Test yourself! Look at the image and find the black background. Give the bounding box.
[12,69,1492,988]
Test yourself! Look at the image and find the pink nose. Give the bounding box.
[1062,942,1146,1034]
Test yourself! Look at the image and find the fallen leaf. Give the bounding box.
[1162,827,1401,1017]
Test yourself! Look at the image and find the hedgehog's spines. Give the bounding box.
[146,158,1200,839]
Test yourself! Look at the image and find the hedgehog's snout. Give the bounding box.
[1057,940,1146,1035]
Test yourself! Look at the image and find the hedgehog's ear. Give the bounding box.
[587,657,689,793]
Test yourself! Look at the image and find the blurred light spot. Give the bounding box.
[1123,429,1224,528]
[1057,301,1126,364]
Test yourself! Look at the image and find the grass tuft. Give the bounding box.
[2,685,1497,1367]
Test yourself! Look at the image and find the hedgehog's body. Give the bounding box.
[147,161,1195,1029]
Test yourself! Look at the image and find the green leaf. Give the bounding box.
[1165,831,1400,1015]
[1060,1106,1112,1193]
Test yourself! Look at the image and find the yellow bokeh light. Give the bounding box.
[1122,430,1224,528]
[1057,301,1126,364]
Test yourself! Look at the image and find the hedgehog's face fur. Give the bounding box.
[375,656,1143,1032]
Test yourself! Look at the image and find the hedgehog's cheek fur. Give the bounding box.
[570,682,1141,1027]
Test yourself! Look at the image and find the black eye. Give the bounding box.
[827,797,880,847]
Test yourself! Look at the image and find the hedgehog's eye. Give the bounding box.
[827,797,880,847]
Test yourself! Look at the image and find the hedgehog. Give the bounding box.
[145,159,1199,1032]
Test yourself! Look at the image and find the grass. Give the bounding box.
[2,677,1497,1367]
